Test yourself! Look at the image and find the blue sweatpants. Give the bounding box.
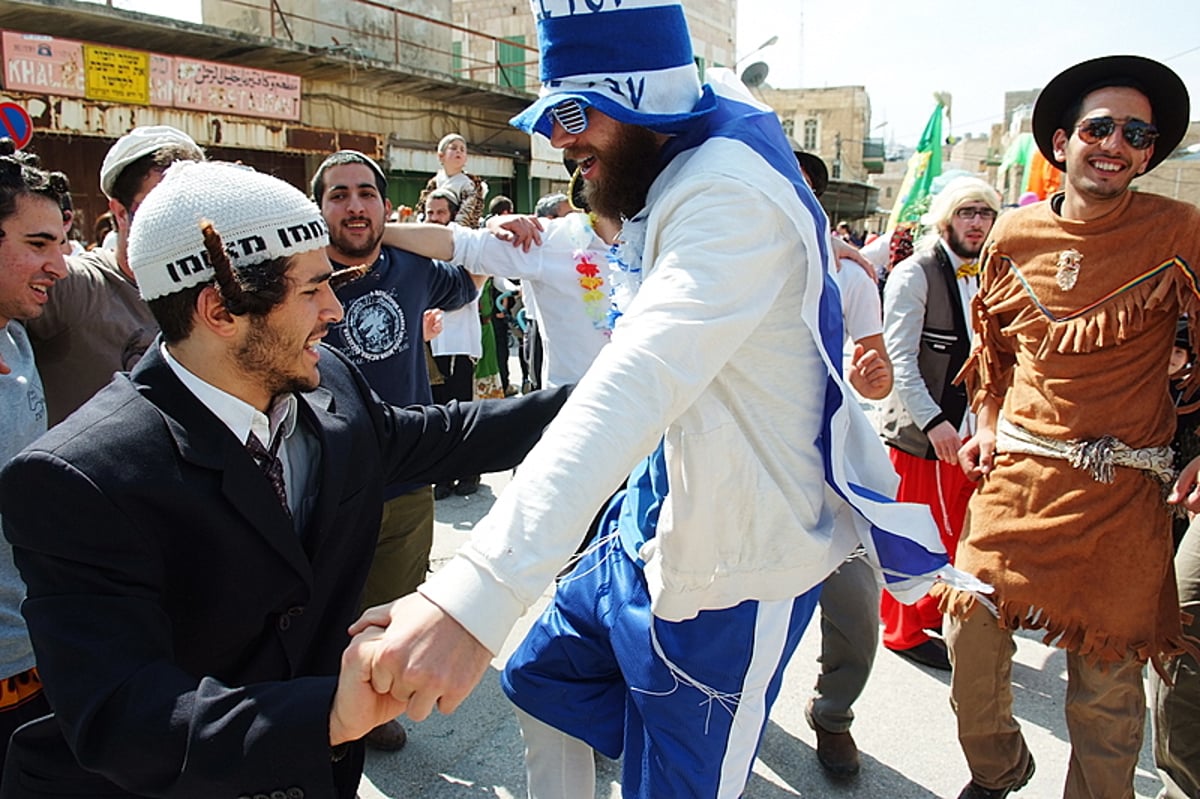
[502,533,821,799]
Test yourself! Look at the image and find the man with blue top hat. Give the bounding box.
[345,3,985,797]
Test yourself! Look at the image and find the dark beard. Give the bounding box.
[328,226,384,262]
[947,227,984,260]
[582,125,663,220]
[236,314,318,398]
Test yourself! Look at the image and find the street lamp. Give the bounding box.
[735,35,778,68]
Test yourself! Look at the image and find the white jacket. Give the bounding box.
[421,132,927,653]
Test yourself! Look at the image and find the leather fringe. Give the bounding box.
[933,584,1200,686]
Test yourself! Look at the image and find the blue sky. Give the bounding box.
[82,0,1200,148]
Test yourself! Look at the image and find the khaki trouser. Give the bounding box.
[1151,522,1200,799]
[947,609,1144,799]
[359,486,435,612]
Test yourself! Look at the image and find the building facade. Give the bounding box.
[0,0,542,239]
[452,0,739,193]
[755,84,878,184]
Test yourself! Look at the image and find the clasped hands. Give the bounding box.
[328,593,492,746]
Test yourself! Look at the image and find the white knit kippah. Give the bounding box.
[128,161,329,301]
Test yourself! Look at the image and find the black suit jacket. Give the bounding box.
[0,343,567,798]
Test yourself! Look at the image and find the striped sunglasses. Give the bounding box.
[550,99,589,134]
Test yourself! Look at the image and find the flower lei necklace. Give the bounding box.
[571,214,611,335]
[603,212,646,329]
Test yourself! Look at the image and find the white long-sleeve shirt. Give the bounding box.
[882,239,978,437]
[452,214,611,387]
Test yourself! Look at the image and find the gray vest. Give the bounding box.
[884,245,973,460]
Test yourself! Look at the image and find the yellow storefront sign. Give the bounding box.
[84,44,148,104]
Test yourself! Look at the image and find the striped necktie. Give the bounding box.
[246,433,291,519]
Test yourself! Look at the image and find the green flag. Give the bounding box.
[887,102,945,232]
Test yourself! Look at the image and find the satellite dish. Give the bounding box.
[741,61,769,89]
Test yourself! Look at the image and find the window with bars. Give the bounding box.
[803,118,819,151]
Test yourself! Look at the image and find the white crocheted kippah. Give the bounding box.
[128,160,329,301]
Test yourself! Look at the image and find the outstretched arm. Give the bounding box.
[832,237,876,281]
[379,217,545,263]
[380,222,455,261]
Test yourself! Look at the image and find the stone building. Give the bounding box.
[1133,121,1200,208]
[756,84,877,183]
[452,0,738,192]
[203,0,455,73]
[200,0,540,205]
[946,128,1003,184]
[0,0,544,235]
[753,84,883,227]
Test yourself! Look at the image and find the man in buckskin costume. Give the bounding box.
[949,55,1200,799]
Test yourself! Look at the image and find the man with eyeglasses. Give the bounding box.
[945,56,1200,799]
[343,3,977,797]
[877,176,1000,677]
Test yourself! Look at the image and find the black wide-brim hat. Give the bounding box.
[795,151,829,198]
[1032,54,1189,174]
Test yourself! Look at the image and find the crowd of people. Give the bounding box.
[0,2,1196,798]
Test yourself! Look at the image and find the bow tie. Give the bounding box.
[956,261,980,279]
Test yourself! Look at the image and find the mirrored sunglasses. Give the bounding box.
[550,99,588,135]
[1075,116,1159,150]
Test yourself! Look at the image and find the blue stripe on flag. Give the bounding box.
[616,87,949,591]
[539,6,694,81]
[698,93,947,588]
[870,526,948,584]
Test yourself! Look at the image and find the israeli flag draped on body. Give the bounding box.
[517,0,985,606]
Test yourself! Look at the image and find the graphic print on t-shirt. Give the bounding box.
[339,289,409,362]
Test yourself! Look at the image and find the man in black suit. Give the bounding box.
[0,161,566,798]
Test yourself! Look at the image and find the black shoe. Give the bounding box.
[364,719,408,752]
[957,753,1035,799]
[813,724,860,777]
[892,638,951,671]
[434,483,454,500]
[804,702,860,778]
[454,476,480,496]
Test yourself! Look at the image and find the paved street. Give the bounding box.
[359,468,1165,799]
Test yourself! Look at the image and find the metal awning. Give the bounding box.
[819,180,880,224]
[0,0,535,113]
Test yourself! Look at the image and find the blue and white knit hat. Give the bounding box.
[510,0,717,138]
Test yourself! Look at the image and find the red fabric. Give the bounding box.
[881,446,975,650]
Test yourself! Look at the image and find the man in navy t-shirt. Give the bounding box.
[312,150,477,752]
